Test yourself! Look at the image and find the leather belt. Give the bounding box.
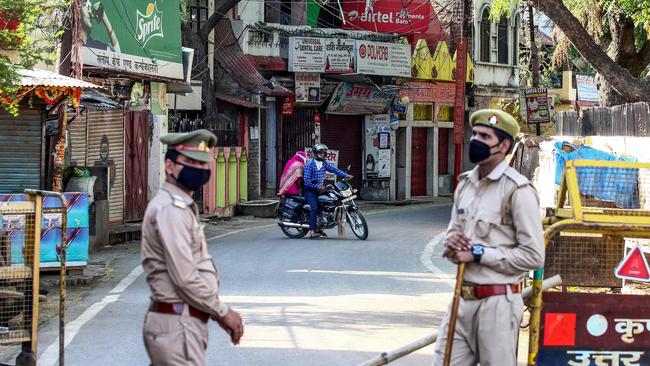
[461,284,521,300]
[149,302,210,323]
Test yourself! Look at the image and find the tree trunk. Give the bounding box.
[535,0,650,104]
[528,4,540,87]
[180,0,243,127]
[597,11,637,106]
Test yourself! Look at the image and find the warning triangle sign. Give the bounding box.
[615,245,650,282]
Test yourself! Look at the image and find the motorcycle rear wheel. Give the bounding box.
[280,211,309,239]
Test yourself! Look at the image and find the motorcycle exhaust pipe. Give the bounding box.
[278,221,310,229]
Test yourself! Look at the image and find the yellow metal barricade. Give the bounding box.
[0,194,43,364]
[526,160,650,365]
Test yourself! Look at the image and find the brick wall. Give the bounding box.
[247,109,261,200]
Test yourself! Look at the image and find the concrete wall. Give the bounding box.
[148,115,168,199]
[248,108,262,200]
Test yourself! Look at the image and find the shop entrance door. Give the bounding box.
[411,128,427,196]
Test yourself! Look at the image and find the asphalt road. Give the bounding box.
[31,203,455,366]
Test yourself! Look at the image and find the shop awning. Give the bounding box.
[17,68,99,88]
[216,94,268,109]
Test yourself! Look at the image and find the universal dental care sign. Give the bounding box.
[81,0,184,79]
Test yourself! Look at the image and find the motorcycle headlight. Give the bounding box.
[341,189,352,198]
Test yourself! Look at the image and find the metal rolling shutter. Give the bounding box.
[320,114,362,188]
[86,109,125,224]
[0,110,43,193]
[68,110,87,166]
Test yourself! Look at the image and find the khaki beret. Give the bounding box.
[470,109,520,140]
[161,129,217,163]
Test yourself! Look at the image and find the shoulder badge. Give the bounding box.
[504,167,530,188]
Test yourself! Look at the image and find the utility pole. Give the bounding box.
[452,0,471,187]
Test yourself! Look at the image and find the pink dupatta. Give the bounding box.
[278,151,307,196]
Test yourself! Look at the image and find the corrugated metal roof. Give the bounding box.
[18,68,100,88]
[215,93,268,109]
[213,20,294,97]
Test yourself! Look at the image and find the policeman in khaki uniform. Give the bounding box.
[141,129,243,366]
[432,110,544,366]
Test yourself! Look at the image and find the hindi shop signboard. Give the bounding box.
[538,292,650,366]
[288,37,326,73]
[326,82,397,115]
[341,0,431,34]
[295,73,321,103]
[398,81,456,104]
[355,40,411,78]
[576,74,599,102]
[289,37,356,74]
[525,87,552,124]
[81,0,184,80]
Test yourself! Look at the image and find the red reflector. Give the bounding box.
[543,313,576,346]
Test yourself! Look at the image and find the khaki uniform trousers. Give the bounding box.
[432,293,524,366]
[143,311,209,366]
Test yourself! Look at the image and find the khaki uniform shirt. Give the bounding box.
[445,160,545,284]
[141,182,229,318]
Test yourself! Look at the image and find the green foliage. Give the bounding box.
[0,0,71,115]
[179,0,191,22]
[490,0,522,20]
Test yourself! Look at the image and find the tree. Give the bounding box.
[181,0,242,125]
[492,0,650,106]
[0,0,71,114]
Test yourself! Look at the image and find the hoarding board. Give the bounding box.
[81,0,184,79]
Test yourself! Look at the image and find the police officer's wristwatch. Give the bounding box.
[471,244,485,263]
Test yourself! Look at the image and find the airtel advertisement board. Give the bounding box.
[341,0,431,34]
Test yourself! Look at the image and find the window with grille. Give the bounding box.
[480,8,491,62]
[498,16,509,64]
[189,0,208,33]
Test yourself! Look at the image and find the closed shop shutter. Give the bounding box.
[86,109,125,224]
[280,107,315,182]
[68,110,87,166]
[320,114,362,188]
[0,110,43,193]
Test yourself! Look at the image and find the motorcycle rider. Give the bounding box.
[303,144,352,239]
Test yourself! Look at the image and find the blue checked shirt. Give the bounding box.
[303,159,349,189]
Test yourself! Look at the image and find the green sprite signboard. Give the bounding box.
[81,0,183,80]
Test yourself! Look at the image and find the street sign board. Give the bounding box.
[539,292,650,365]
[525,87,552,124]
[615,245,650,282]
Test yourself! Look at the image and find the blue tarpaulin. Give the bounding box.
[555,141,638,208]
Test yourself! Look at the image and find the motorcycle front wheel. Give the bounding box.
[346,209,368,240]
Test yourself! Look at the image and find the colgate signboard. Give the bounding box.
[342,0,431,34]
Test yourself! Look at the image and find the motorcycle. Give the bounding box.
[277,177,369,240]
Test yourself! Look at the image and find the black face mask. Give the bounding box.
[469,139,501,163]
[173,161,211,191]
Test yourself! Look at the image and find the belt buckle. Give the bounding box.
[461,286,476,300]
[173,303,185,315]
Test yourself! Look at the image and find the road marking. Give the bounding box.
[38,295,120,366]
[110,265,144,294]
[420,232,455,280]
[206,224,276,242]
[38,223,274,364]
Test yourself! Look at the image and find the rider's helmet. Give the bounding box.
[312,144,328,161]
